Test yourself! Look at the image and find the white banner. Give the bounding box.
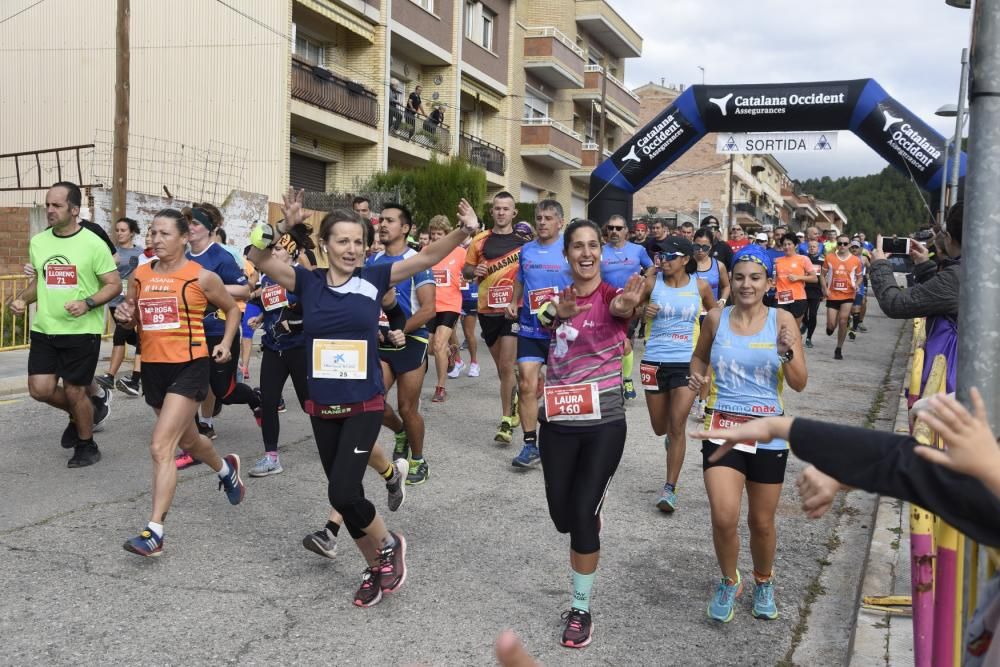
[716,132,838,154]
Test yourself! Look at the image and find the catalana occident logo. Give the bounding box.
[708,88,847,118]
[614,104,695,179]
[879,106,942,172]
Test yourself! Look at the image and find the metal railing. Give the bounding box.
[521,116,583,140]
[523,26,586,58]
[388,103,452,154]
[459,132,506,175]
[290,58,379,128]
[582,65,640,102]
[0,275,31,351]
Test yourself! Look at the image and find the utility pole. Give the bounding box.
[725,154,734,239]
[596,59,608,156]
[949,47,969,202]
[112,0,130,222]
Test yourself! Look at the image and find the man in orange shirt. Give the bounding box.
[773,233,817,328]
[821,234,863,360]
[427,215,466,402]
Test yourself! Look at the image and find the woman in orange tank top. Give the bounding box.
[113,208,246,558]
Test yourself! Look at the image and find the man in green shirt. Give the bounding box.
[10,182,121,467]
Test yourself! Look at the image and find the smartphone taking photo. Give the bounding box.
[880,237,911,255]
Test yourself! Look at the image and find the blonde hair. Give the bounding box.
[427,214,452,234]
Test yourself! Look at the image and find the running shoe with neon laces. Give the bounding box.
[447,359,465,379]
[392,431,410,461]
[406,459,428,486]
[495,418,514,444]
[623,378,637,400]
[431,386,446,402]
[115,376,141,397]
[510,390,520,429]
[218,454,245,505]
[249,454,283,477]
[123,526,163,557]
[752,578,779,619]
[386,458,408,511]
[354,567,382,607]
[302,527,338,559]
[512,443,541,468]
[174,451,200,469]
[708,570,743,622]
[467,362,480,377]
[378,531,407,593]
[655,485,678,513]
[560,608,593,648]
[95,373,115,391]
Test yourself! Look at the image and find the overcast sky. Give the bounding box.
[613,0,973,181]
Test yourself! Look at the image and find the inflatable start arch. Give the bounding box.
[587,79,966,224]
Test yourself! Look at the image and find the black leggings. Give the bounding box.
[206,335,260,408]
[804,296,822,339]
[309,411,383,540]
[260,345,309,451]
[538,419,627,554]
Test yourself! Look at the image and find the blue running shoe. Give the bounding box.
[511,443,541,468]
[218,454,245,505]
[752,578,779,619]
[655,485,678,513]
[708,570,743,622]
[123,526,163,557]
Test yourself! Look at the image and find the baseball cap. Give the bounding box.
[796,231,805,238]
[652,236,694,257]
[849,239,862,248]
[754,232,769,242]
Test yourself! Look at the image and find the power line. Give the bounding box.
[0,0,47,26]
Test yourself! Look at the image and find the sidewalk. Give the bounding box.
[0,340,123,396]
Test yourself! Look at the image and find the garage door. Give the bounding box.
[290,153,327,192]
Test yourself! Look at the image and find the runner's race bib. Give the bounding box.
[527,287,557,314]
[312,339,367,380]
[433,270,451,287]
[709,410,757,454]
[45,264,78,289]
[378,310,389,327]
[832,278,849,292]
[639,363,659,391]
[261,284,289,311]
[138,297,181,330]
[544,382,601,422]
[487,284,514,309]
[777,289,794,304]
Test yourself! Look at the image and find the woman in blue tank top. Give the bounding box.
[693,228,730,305]
[688,245,807,624]
[638,236,716,514]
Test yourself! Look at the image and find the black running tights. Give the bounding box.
[804,296,822,339]
[206,335,260,408]
[538,419,626,554]
[259,346,309,451]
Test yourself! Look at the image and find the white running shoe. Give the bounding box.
[467,362,481,378]
[447,359,465,379]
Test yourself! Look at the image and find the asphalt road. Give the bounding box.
[0,304,907,666]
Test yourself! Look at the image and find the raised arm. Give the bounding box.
[391,198,478,286]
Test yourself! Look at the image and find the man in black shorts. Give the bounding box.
[463,192,527,441]
[10,182,121,467]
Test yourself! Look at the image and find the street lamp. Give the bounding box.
[944,0,971,7]
[697,66,705,85]
[933,47,970,216]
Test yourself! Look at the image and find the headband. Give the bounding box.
[190,207,215,232]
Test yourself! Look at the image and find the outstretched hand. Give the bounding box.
[914,388,1000,479]
[280,187,306,230]
[690,418,776,462]
[457,198,479,234]
[613,274,646,316]
[554,286,592,320]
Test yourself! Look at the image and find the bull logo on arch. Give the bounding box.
[587,79,966,224]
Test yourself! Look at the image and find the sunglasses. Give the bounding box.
[756,239,768,244]
[694,244,712,252]
[837,241,850,246]
[605,226,625,231]
[655,252,686,262]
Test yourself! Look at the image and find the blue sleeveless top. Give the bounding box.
[694,257,721,300]
[707,307,787,450]
[645,274,701,363]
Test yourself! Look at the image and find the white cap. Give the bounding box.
[828,226,840,235]
[755,232,769,241]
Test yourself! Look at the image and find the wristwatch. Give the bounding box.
[84,297,98,311]
[778,349,793,364]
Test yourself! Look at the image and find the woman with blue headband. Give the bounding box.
[686,244,808,624]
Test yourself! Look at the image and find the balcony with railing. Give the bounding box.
[459,132,505,175]
[573,65,640,123]
[574,0,643,58]
[520,118,583,169]
[388,103,451,155]
[523,27,586,89]
[290,57,379,128]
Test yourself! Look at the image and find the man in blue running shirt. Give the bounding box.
[600,214,652,400]
[506,200,571,468]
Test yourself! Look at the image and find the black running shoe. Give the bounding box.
[560,608,593,648]
[60,420,78,449]
[115,376,141,397]
[68,441,101,468]
[95,373,115,391]
[834,348,844,360]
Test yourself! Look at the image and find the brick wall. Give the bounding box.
[0,208,32,275]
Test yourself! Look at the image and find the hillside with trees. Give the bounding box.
[798,166,934,238]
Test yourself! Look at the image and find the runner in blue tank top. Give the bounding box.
[638,236,715,514]
[688,245,807,624]
[506,199,571,466]
[600,215,652,401]
[690,227,731,420]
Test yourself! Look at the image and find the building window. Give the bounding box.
[294,28,325,65]
[411,0,434,12]
[465,2,496,51]
[523,87,549,120]
[587,46,603,69]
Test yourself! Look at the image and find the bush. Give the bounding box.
[360,158,487,232]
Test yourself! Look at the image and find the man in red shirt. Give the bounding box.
[727,224,749,252]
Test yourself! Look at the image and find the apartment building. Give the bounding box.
[0,0,642,221]
[632,82,845,233]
